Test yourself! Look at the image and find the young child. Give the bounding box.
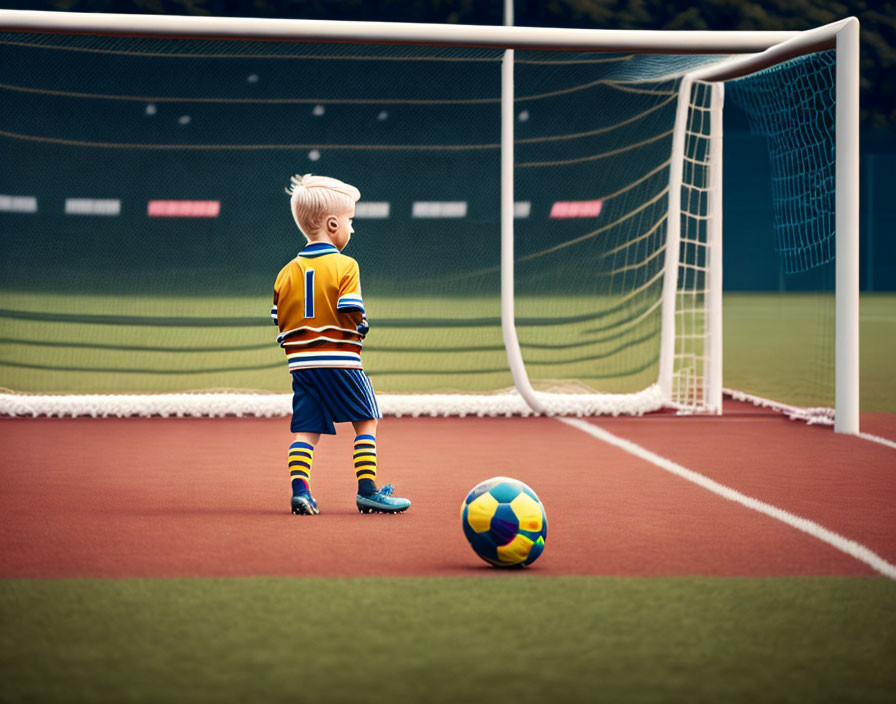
[272,174,410,516]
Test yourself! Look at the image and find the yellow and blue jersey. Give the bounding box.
[271,242,366,370]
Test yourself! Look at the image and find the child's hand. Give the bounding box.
[357,316,370,338]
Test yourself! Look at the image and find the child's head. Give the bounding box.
[286,174,361,249]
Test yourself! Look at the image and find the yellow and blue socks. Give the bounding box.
[289,441,314,496]
[290,436,377,499]
[354,434,377,496]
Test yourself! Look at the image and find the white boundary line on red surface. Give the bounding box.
[556,417,896,580]
[858,432,896,450]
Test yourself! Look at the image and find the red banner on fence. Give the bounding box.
[147,200,220,218]
[549,200,603,218]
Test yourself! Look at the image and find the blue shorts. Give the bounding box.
[290,368,381,435]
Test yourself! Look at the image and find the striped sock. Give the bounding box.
[354,434,377,496]
[288,441,314,496]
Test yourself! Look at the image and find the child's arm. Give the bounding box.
[271,266,290,329]
[271,264,295,331]
[337,259,368,337]
[270,288,280,327]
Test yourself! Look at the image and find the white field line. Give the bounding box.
[556,417,896,580]
[857,432,896,450]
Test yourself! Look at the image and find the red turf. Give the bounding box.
[0,403,893,579]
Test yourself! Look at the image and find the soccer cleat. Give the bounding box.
[356,484,411,514]
[291,493,319,515]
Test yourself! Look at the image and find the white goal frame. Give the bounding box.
[677,17,857,434]
[0,11,860,434]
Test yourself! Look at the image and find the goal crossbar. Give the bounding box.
[0,10,801,53]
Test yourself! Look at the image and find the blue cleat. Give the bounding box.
[356,484,411,514]
[291,492,319,515]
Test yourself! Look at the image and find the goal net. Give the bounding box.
[0,14,856,424]
[723,51,838,422]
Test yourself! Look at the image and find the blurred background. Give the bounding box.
[2,0,892,291]
[0,1,892,410]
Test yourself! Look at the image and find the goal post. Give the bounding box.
[499,15,858,427]
[0,11,859,431]
[501,44,544,415]
[835,18,860,436]
[666,17,859,433]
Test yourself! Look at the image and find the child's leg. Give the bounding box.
[289,431,320,497]
[351,417,410,513]
[351,419,378,496]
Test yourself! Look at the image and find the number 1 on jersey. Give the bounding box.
[304,269,315,318]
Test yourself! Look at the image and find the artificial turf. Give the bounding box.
[2,294,894,703]
[2,577,894,703]
[1,292,894,412]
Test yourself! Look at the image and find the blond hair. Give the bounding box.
[286,173,361,238]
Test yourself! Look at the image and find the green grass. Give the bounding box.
[0,292,657,394]
[2,293,894,702]
[1,577,894,704]
[1,291,894,410]
[723,293,896,412]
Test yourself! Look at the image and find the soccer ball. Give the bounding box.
[460,476,547,567]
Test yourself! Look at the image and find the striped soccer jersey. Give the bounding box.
[271,242,366,371]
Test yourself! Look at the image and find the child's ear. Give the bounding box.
[326,216,339,232]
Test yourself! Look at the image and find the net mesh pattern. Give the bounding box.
[0,33,509,399]
[726,51,836,275]
[673,80,716,411]
[0,32,722,411]
[723,52,837,413]
[487,51,718,401]
[0,29,786,419]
